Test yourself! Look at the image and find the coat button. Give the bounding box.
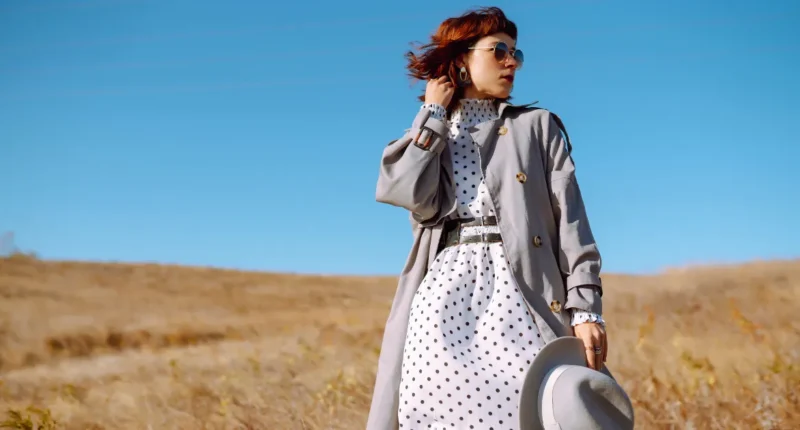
[516,172,527,183]
[550,300,562,313]
[532,235,542,247]
[497,126,508,135]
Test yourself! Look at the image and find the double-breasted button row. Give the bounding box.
[508,156,553,311]
[514,168,545,276]
[517,170,543,246]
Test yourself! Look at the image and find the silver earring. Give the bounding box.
[459,66,471,84]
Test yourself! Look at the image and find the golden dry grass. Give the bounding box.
[0,254,798,429]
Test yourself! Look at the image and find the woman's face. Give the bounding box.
[460,32,522,99]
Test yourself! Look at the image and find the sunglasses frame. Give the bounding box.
[467,41,524,69]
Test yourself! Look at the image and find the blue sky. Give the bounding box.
[1,0,798,276]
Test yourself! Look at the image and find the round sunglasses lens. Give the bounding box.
[515,50,524,66]
[494,42,509,62]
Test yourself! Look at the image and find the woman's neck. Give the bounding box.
[462,85,494,100]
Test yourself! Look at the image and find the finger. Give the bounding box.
[437,75,449,83]
[589,330,604,370]
[580,334,596,370]
[593,333,604,370]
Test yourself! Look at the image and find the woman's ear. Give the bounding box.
[455,53,468,69]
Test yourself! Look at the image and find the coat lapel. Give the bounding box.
[468,118,501,147]
[468,118,501,172]
[449,100,541,213]
[440,140,457,218]
[470,100,538,148]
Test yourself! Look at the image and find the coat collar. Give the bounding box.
[497,99,539,117]
[466,100,538,148]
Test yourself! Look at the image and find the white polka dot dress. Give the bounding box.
[397,99,546,430]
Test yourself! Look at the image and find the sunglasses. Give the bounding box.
[468,41,524,69]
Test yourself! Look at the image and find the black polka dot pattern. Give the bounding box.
[399,99,545,429]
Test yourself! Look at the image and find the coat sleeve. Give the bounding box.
[375,106,450,224]
[538,111,604,315]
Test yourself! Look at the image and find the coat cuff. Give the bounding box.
[565,272,602,290]
[409,107,449,154]
[565,285,603,314]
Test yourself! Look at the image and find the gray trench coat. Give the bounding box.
[367,100,604,430]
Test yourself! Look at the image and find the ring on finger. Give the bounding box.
[584,346,603,355]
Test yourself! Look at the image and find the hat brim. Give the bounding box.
[518,336,590,430]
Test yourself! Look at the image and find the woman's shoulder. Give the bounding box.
[502,102,572,152]
[501,101,558,124]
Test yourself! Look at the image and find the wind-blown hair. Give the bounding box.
[405,7,518,111]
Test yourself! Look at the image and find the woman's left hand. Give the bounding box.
[573,322,607,371]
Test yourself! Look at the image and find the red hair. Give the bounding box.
[405,6,518,112]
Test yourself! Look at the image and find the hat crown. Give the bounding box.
[518,337,635,430]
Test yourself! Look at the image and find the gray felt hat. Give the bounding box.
[518,336,635,430]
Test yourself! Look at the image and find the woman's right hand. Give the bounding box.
[425,76,455,107]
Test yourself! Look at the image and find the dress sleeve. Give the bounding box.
[422,103,447,121]
[570,309,606,327]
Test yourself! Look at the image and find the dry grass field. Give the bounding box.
[0,254,798,429]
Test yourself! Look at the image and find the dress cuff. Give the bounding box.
[570,310,606,327]
[421,103,447,121]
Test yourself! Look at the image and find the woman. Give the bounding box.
[369,7,607,430]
